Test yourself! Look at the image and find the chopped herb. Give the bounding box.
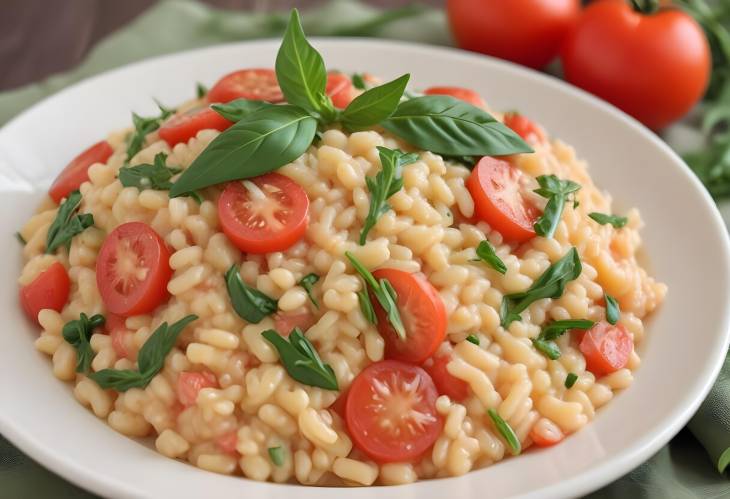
[532,338,561,360]
[119,152,180,191]
[473,240,507,274]
[351,73,367,90]
[15,232,26,245]
[605,293,620,325]
[126,103,174,160]
[565,372,578,389]
[268,446,285,466]
[62,313,105,373]
[262,328,338,390]
[532,319,593,360]
[357,288,377,325]
[466,334,480,346]
[533,175,581,239]
[588,212,628,228]
[196,82,208,99]
[298,273,320,309]
[487,408,521,455]
[225,265,278,324]
[46,190,94,253]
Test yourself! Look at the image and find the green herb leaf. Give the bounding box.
[532,338,561,360]
[474,240,507,274]
[487,408,521,455]
[351,73,367,90]
[342,74,410,131]
[540,319,594,341]
[262,328,338,390]
[15,232,26,245]
[169,105,317,196]
[268,446,285,466]
[119,152,180,191]
[565,372,578,389]
[225,265,278,323]
[605,293,620,325]
[466,334,480,346]
[211,99,271,122]
[360,147,418,244]
[62,313,105,373]
[444,155,477,169]
[357,288,377,325]
[196,82,208,99]
[588,212,628,229]
[533,175,581,239]
[298,273,320,309]
[88,369,150,392]
[126,103,174,160]
[381,95,532,156]
[46,190,94,253]
[500,248,582,327]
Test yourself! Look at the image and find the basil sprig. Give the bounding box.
[589,212,628,228]
[298,273,320,309]
[487,408,521,455]
[500,247,582,327]
[211,99,271,122]
[342,74,410,131]
[473,240,507,274]
[62,313,105,373]
[533,175,581,239]
[89,315,197,391]
[532,319,594,360]
[605,293,620,325]
[126,103,174,160]
[225,265,278,323]
[262,328,338,390]
[360,147,418,244]
[46,190,94,253]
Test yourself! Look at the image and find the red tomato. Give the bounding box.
[561,0,710,130]
[105,312,131,359]
[371,269,446,364]
[447,0,580,69]
[216,431,239,455]
[218,173,309,254]
[504,112,546,143]
[274,310,315,335]
[326,73,356,109]
[19,262,70,323]
[177,371,218,407]
[530,418,565,447]
[466,156,541,243]
[96,222,173,316]
[206,69,284,104]
[579,321,632,377]
[424,354,470,401]
[158,107,232,147]
[423,86,486,108]
[49,141,113,204]
[345,360,442,462]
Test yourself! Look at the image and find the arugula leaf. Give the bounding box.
[225,265,278,323]
[532,319,594,361]
[351,73,367,90]
[119,152,180,191]
[588,212,628,228]
[46,190,94,253]
[62,313,105,373]
[381,95,532,156]
[533,175,581,239]
[268,446,285,466]
[466,334,480,345]
[126,103,174,160]
[500,247,582,327]
[473,240,507,274]
[357,288,377,325]
[262,328,338,390]
[605,293,620,325]
[169,105,317,196]
[487,408,521,455]
[196,82,208,99]
[298,273,320,309]
[342,74,410,131]
[565,372,578,388]
[211,99,271,122]
[360,147,418,244]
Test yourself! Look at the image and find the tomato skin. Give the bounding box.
[105,312,131,359]
[49,141,113,204]
[19,262,70,323]
[424,354,470,401]
[177,371,218,407]
[447,0,580,69]
[424,86,485,108]
[326,73,356,109]
[207,68,283,104]
[371,268,446,364]
[158,107,232,147]
[466,156,541,243]
[216,432,239,455]
[504,112,545,143]
[96,222,173,316]
[579,321,633,377]
[274,310,315,336]
[530,418,565,447]
[561,0,710,130]
[345,360,442,463]
[218,173,309,254]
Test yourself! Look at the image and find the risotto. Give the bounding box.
[16,10,665,487]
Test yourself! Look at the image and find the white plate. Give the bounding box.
[1,39,728,499]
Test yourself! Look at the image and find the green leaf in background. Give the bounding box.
[262,328,338,390]
[62,313,105,373]
[342,73,410,130]
[46,190,94,253]
[211,99,272,122]
[225,265,278,323]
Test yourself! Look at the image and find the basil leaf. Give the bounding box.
[565,372,578,388]
[15,232,26,245]
[268,446,285,466]
[46,190,94,253]
[88,369,150,392]
[487,408,521,455]
[533,175,581,239]
[298,273,320,309]
[381,95,532,156]
[196,82,208,99]
[126,103,174,160]
[588,212,628,228]
[466,334,480,345]
[357,288,377,325]
[351,73,367,90]
[62,313,105,373]
[262,328,338,390]
[119,152,180,191]
[605,293,620,325]
[540,319,594,341]
[500,247,582,327]
[211,99,272,122]
[474,240,507,274]
[360,147,418,244]
[225,265,278,323]
[342,74,410,131]
[444,155,477,169]
[275,9,333,119]
[169,105,317,196]
[532,338,561,360]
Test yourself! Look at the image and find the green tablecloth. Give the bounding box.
[2,1,729,497]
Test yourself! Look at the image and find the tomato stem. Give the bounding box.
[629,0,660,14]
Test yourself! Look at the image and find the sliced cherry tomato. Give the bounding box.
[530,417,565,447]
[371,269,446,364]
[218,173,309,254]
[216,431,239,455]
[274,310,315,335]
[466,156,541,243]
[345,360,442,462]
[424,354,470,401]
[177,371,218,407]
[105,312,131,359]
[206,68,283,104]
[158,107,232,147]
[49,141,113,204]
[423,86,486,108]
[326,73,356,109]
[96,222,173,316]
[579,321,632,377]
[19,262,70,323]
[504,112,546,143]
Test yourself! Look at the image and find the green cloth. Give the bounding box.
[1,1,728,497]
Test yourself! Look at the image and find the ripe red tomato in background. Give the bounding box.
[447,0,581,69]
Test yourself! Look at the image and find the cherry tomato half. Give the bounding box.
[503,112,546,143]
[218,173,309,254]
[158,107,232,147]
[530,417,565,447]
[206,68,284,104]
[424,86,486,108]
[177,371,218,407]
[466,156,541,243]
[579,321,632,377]
[424,354,470,401]
[49,141,113,204]
[326,73,356,109]
[19,262,70,323]
[371,268,446,364]
[345,360,443,462]
[96,222,173,316]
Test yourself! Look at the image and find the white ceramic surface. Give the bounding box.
[1,39,729,499]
